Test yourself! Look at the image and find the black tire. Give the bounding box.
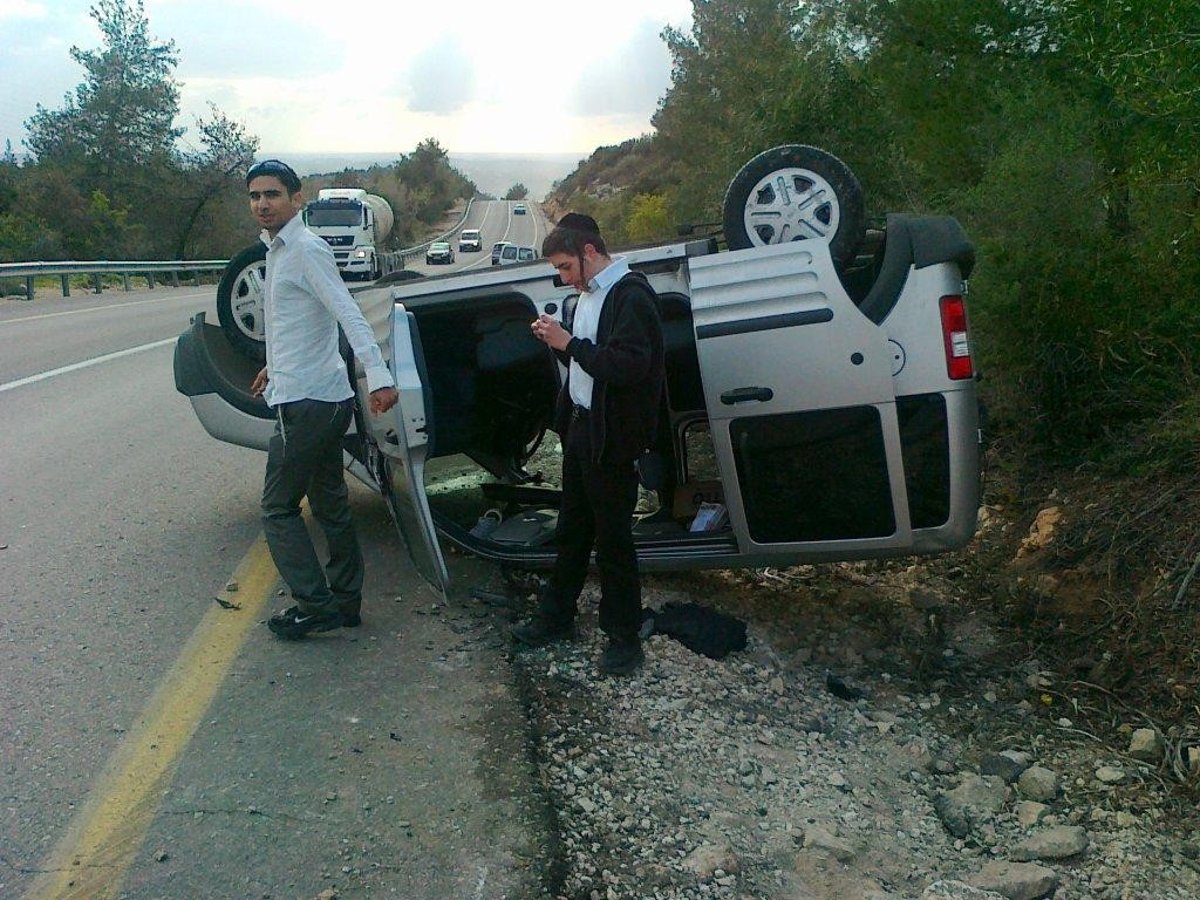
[216,243,268,361]
[722,144,865,265]
[376,269,425,285]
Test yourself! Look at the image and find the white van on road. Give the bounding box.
[459,229,482,252]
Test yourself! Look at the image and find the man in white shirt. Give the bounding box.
[244,159,399,640]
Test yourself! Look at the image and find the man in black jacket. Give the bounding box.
[514,213,665,675]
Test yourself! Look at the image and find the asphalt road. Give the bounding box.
[404,198,553,276]
[0,234,548,897]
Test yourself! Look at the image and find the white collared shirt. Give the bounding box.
[568,255,630,409]
[261,214,394,407]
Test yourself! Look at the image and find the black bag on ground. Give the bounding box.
[642,601,747,659]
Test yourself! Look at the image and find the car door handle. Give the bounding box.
[720,387,774,405]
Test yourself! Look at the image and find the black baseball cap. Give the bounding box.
[246,159,301,192]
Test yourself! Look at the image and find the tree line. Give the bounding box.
[0,0,474,267]
[553,0,1199,472]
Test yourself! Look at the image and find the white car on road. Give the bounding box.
[459,229,482,252]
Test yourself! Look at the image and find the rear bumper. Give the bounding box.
[174,312,274,450]
[174,314,377,490]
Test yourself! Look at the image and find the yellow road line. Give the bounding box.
[26,536,280,899]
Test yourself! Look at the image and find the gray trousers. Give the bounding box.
[262,398,363,615]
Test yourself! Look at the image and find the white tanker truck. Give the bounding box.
[302,188,395,281]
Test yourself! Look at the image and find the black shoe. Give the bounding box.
[512,615,576,648]
[267,605,345,640]
[599,637,644,676]
[341,611,362,627]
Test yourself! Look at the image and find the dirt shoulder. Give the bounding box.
[498,463,1200,898]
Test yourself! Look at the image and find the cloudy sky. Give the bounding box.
[0,0,694,157]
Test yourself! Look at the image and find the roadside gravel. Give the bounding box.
[502,571,1200,900]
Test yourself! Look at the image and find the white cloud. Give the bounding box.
[153,1,338,78]
[5,0,693,155]
[404,35,477,114]
[0,0,47,21]
[570,18,674,118]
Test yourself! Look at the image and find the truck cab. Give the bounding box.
[302,188,394,281]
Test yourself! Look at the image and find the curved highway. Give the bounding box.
[402,198,554,277]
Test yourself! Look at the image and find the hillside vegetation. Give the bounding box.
[544,0,1200,741]
[550,0,1199,475]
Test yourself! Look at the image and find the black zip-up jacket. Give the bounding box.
[552,270,665,464]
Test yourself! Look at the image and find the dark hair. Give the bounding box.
[246,159,301,194]
[542,212,608,258]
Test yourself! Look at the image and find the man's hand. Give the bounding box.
[250,367,268,398]
[531,313,570,352]
[369,386,399,415]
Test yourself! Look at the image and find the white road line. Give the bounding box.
[460,200,513,272]
[453,202,495,273]
[501,200,515,242]
[1,291,211,325]
[0,337,176,394]
[475,200,493,232]
[532,203,545,248]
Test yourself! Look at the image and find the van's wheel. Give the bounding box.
[722,144,865,266]
[216,243,268,361]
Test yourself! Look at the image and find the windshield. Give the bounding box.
[304,203,363,227]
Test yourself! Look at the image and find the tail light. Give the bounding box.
[939,295,974,380]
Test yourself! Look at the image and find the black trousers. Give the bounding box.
[261,398,363,616]
[541,411,641,640]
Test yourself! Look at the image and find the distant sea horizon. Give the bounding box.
[267,151,590,201]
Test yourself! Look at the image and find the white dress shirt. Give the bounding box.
[568,256,630,409]
[261,214,394,407]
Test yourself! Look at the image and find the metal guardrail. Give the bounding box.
[0,259,230,300]
[397,197,476,259]
[0,198,483,300]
